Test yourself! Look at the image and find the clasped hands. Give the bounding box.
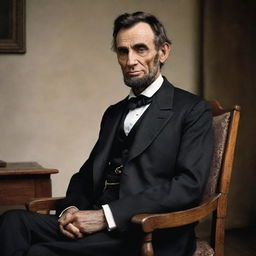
[58,207,107,239]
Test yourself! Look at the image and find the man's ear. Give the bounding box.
[158,43,171,64]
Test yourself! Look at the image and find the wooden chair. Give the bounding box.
[26,100,241,256]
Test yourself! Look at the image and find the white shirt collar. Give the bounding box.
[128,74,164,98]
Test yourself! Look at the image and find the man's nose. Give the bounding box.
[127,51,138,66]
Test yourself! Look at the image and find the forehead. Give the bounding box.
[116,22,155,47]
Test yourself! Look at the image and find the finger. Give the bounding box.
[59,224,75,239]
[65,223,84,239]
[59,212,74,226]
[58,212,70,222]
[72,220,93,235]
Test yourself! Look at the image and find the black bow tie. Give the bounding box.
[127,95,153,110]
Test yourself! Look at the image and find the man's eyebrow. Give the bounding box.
[117,46,128,50]
[116,43,149,53]
[133,43,149,49]
[116,46,128,52]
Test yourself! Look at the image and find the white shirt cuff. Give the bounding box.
[58,206,79,218]
[102,204,117,231]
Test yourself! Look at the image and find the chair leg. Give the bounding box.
[142,232,154,256]
[214,217,225,256]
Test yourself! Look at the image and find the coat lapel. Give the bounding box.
[127,78,174,162]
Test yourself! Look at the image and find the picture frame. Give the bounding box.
[0,0,26,53]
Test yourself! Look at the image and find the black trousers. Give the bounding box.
[0,210,196,256]
[0,209,132,256]
[0,186,142,256]
[0,184,196,256]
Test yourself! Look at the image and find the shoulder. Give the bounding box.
[163,77,210,113]
[160,78,212,129]
[99,97,127,124]
[171,86,212,129]
[104,97,127,114]
[174,86,209,111]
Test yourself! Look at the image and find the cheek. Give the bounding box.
[144,57,156,71]
[118,58,126,69]
[138,57,149,68]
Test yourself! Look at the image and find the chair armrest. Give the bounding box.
[131,194,221,233]
[25,197,64,213]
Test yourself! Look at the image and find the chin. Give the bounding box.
[124,74,154,89]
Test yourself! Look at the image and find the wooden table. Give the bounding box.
[0,162,58,206]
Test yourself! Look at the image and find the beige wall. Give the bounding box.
[0,0,200,197]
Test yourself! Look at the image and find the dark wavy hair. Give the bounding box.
[112,11,171,51]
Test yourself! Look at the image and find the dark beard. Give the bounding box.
[124,72,156,89]
[123,54,160,90]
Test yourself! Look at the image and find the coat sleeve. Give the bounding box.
[108,100,214,231]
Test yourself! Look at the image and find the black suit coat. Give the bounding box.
[57,78,213,255]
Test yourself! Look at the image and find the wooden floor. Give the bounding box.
[197,222,256,256]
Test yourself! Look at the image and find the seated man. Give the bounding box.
[0,11,213,256]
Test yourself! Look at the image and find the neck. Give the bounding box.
[132,87,146,96]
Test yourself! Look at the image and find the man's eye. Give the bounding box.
[117,48,128,55]
[137,47,146,53]
[135,46,148,55]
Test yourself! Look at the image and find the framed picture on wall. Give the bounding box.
[0,0,26,53]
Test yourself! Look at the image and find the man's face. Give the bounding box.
[115,22,161,89]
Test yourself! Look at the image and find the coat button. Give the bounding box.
[114,165,123,174]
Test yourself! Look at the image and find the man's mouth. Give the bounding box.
[127,71,141,76]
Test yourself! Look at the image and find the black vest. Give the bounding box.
[105,107,148,183]
[96,109,148,206]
